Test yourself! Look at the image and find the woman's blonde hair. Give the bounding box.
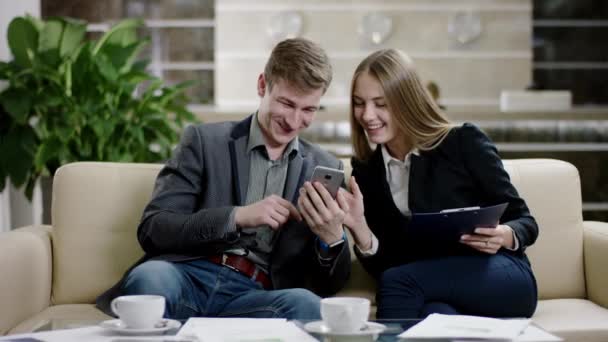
[350,49,453,161]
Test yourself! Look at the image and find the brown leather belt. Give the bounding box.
[208,254,272,289]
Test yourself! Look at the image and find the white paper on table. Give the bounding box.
[514,325,562,342]
[399,314,530,340]
[0,326,192,342]
[177,318,317,342]
[0,327,105,342]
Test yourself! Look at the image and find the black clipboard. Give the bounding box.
[408,203,509,244]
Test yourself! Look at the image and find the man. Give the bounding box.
[97,38,351,320]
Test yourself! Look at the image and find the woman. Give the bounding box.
[340,49,538,319]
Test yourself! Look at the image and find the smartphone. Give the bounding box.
[310,166,344,199]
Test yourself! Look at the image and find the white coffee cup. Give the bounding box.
[321,297,370,333]
[110,295,165,329]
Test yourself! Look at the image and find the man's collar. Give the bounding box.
[247,112,299,158]
[247,112,266,152]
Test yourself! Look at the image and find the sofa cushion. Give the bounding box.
[534,299,608,342]
[0,226,52,335]
[51,163,162,304]
[503,159,585,300]
[8,304,111,335]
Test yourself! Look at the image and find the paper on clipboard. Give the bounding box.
[408,203,508,243]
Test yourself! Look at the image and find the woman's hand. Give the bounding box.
[460,225,515,254]
[337,176,373,250]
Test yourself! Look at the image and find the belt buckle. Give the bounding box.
[221,254,239,273]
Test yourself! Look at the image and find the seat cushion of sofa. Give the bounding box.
[8,304,111,335]
[533,298,608,342]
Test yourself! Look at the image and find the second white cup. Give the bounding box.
[110,295,165,329]
[321,297,370,333]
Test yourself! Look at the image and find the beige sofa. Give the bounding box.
[1,159,608,341]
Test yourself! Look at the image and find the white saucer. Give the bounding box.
[99,318,181,335]
[304,320,386,336]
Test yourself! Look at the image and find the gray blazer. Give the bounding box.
[97,115,351,315]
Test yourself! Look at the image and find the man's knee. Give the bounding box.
[123,260,182,296]
[277,288,321,320]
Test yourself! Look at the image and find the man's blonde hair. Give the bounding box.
[264,38,333,94]
[350,49,453,161]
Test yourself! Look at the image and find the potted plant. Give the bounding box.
[0,15,195,219]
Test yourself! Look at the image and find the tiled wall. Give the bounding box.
[215,0,532,110]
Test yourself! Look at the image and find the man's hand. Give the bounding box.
[298,181,347,244]
[235,195,302,230]
[460,225,515,254]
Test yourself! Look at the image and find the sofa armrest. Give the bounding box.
[0,225,53,335]
[583,221,608,309]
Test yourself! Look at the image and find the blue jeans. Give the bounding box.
[121,259,321,320]
[377,253,537,319]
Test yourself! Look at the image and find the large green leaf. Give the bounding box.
[60,18,86,57]
[31,63,63,86]
[93,19,143,54]
[25,15,44,32]
[38,92,64,108]
[0,61,11,78]
[101,39,149,74]
[107,27,138,47]
[95,54,118,81]
[120,70,154,86]
[70,42,93,87]
[7,17,39,68]
[39,19,63,53]
[36,49,61,69]
[34,137,63,171]
[91,119,115,141]
[55,123,75,144]
[131,59,150,72]
[0,125,37,187]
[0,88,32,124]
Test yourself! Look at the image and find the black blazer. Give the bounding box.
[352,123,538,278]
[97,116,351,314]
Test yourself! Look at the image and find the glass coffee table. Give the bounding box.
[32,318,415,341]
[295,319,421,342]
[30,318,555,342]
